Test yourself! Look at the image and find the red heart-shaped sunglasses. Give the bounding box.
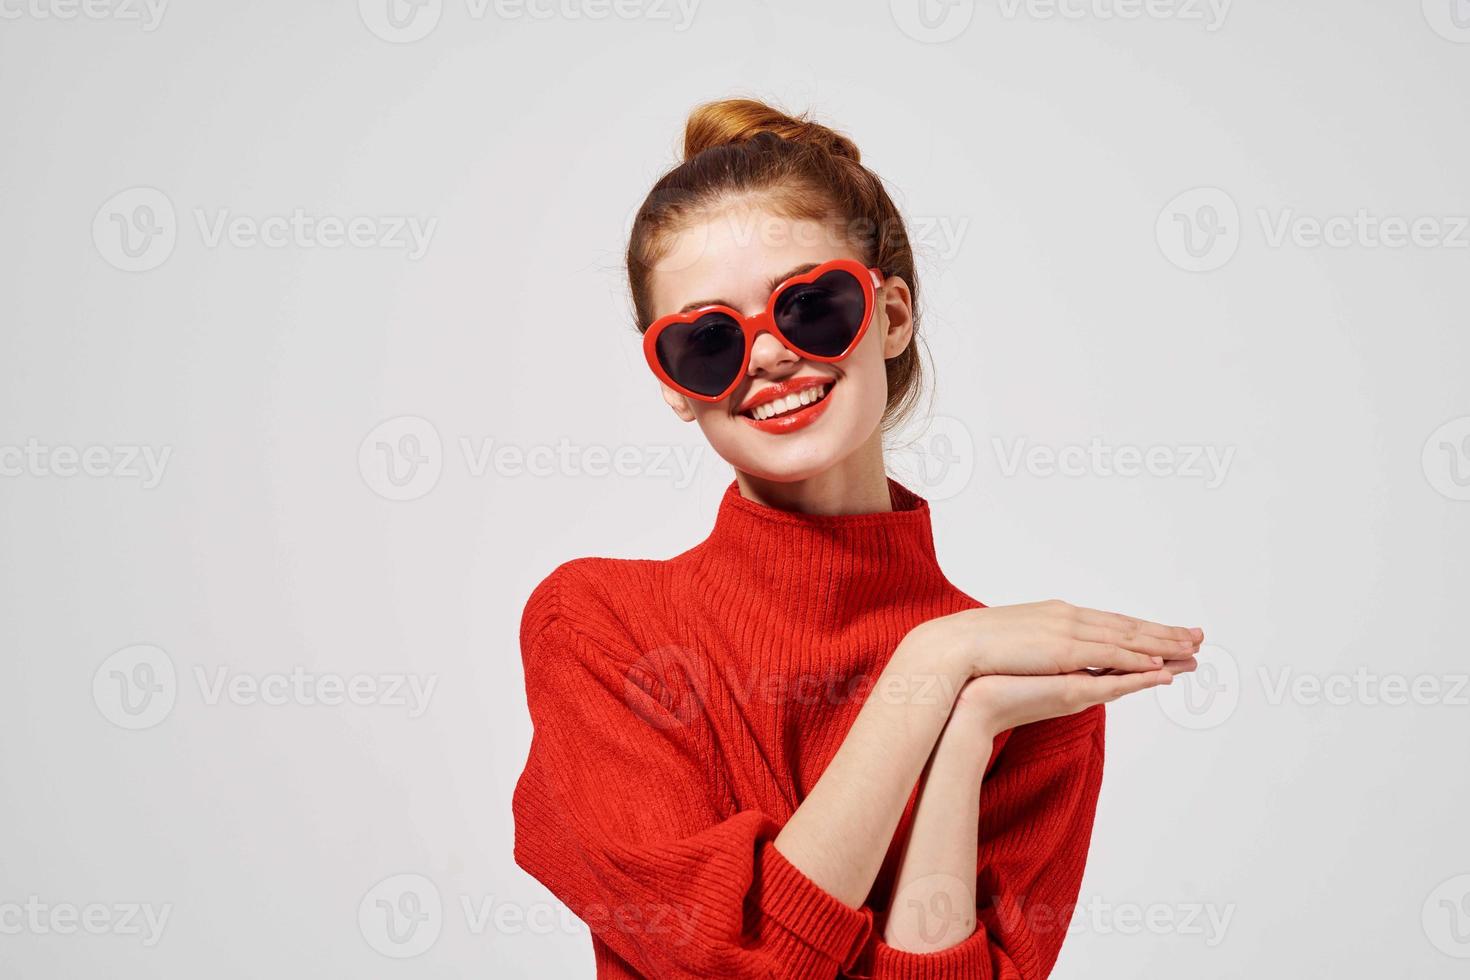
[642,257,885,403]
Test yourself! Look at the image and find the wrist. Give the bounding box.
[951,678,1005,744]
[900,619,976,690]
[938,713,996,762]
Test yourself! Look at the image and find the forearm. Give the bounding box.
[774,631,969,908]
[773,601,1195,912]
[880,714,991,952]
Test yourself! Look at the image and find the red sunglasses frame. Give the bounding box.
[641,257,885,403]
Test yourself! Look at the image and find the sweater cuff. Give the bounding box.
[755,842,874,970]
[867,925,994,979]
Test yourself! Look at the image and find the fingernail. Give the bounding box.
[1190,627,1204,639]
[1150,656,1164,666]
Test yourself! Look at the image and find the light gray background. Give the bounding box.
[2,1,1468,977]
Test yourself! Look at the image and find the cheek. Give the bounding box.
[827,328,895,438]
[841,322,891,396]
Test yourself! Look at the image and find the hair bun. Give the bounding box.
[682,97,862,164]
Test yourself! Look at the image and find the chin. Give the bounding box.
[701,411,871,484]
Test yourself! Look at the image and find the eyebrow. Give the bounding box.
[674,262,821,315]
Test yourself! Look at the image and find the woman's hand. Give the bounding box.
[951,654,1200,741]
[908,600,1202,680]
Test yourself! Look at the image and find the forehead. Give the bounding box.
[647,204,863,316]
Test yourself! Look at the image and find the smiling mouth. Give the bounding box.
[740,381,834,421]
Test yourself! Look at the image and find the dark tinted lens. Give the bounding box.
[773,268,866,358]
[654,312,745,397]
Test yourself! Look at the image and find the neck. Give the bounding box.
[732,433,892,517]
[684,465,956,631]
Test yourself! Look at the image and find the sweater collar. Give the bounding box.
[685,475,955,625]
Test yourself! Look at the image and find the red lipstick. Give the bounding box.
[735,376,836,434]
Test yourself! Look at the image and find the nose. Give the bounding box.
[746,329,799,378]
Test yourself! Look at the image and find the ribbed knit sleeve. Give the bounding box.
[511,565,875,979]
[859,706,1106,980]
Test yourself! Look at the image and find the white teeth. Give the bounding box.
[750,384,829,420]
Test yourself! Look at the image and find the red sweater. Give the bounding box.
[512,476,1105,979]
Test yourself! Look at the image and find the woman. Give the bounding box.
[512,97,1202,979]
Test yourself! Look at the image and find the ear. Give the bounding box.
[877,275,915,360]
[659,382,698,422]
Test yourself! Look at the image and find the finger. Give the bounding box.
[1162,656,1198,676]
[1070,640,1158,678]
[1069,639,1163,674]
[1074,623,1198,659]
[1076,607,1202,646]
[1069,667,1172,706]
[1075,606,1196,643]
